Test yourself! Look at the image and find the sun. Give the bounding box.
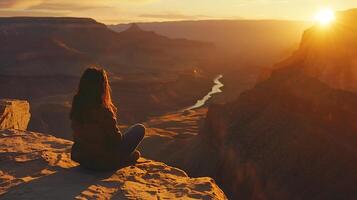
[314,8,336,26]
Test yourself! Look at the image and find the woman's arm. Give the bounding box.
[102,108,122,145]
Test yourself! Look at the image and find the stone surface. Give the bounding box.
[0,129,227,200]
[0,99,30,130]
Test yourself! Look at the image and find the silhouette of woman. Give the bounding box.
[70,67,145,170]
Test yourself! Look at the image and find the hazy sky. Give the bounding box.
[0,0,356,24]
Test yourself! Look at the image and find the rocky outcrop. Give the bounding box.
[0,129,227,199]
[0,99,30,130]
[0,99,226,198]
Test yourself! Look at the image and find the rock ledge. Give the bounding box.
[0,129,226,200]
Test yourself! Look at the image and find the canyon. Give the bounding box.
[0,17,215,139]
[1,10,357,199]
[159,9,357,199]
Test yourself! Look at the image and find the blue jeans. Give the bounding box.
[120,124,145,156]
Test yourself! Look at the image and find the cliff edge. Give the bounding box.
[0,100,226,199]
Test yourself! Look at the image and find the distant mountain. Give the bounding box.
[160,9,357,199]
[109,20,310,67]
[0,17,214,137]
[0,17,110,75]
[261,9,357,92]
[0,17,212,76]
[110,20,311,103]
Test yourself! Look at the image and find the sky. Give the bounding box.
[0,0,356,24]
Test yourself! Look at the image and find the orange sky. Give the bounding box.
[0,0,356,24]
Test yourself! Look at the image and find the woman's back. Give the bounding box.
[70,67,145,171]
[71,106,122,170]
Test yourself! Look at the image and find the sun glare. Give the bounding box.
[315,8,336,26]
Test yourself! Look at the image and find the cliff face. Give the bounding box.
[203,66,357,199]
[0,99,227,199]
[0,99,30,130]
[164,9,357,199]
[262,9,357,92]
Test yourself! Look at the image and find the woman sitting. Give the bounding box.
[70,67,145,170]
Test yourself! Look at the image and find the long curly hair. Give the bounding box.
[70,67,117,123]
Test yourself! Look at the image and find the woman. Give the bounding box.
[70,67,145,170]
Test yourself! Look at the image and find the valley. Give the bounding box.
[139,9,357,200]
[1,9,357,199]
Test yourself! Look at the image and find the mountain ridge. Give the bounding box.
[0,17,213,76]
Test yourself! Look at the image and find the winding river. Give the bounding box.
[185,74,224,111]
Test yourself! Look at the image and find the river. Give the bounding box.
[185,74,224,111]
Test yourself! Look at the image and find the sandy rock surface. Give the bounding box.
[0,129,226,200]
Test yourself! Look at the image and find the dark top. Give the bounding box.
[71,106,122,170]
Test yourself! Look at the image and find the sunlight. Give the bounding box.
[315,8,336,26]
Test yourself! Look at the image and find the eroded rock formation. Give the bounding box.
[0,99,30,130]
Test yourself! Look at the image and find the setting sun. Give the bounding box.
[315,8,336,26]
